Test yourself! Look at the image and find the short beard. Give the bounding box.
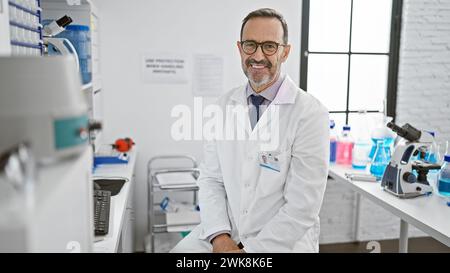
[246,72,271,89]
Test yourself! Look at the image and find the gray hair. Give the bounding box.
[240,8,288,44]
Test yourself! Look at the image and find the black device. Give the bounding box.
[93,178,127,196]
[94,189,111,236]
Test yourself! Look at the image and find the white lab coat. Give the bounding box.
[193,75,329,253]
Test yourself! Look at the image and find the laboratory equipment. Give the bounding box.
[0,56,99,163]
[55,24,92,84]
[345,173,378,182]
[370,140,390,179]
[352,141,371,170]
[369,116,395,160]
[7,0,43,56]
[437,155,450,197]
[94,189,111,236]
[336,125,354,165]
[381,122,442,198]
[42,16,80,72]
[329,120,337,163]
[0,143,93,252]
[42,15,72,37]
[147,155,200,253]
[113,138,136,153]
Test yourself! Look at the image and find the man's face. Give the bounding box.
[238,17,291,92]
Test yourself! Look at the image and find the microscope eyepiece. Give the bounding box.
[386,122,421,142]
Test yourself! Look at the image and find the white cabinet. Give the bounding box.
[0,0,43,56]
[0,0,12,55]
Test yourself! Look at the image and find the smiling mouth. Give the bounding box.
[250,64,267,69]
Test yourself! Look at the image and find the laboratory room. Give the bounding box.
[0,0,450,256]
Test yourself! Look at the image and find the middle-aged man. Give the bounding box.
[171,8,329,253]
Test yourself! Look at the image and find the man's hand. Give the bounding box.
[211,234,240,253]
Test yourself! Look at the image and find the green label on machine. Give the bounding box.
[54,115,89,150]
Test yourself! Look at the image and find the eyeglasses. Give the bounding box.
[240,40,287,56]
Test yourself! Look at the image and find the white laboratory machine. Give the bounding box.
[0,56,94,252]
[0,56,90,163]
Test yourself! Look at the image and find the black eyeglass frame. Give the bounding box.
[240,40,287,56]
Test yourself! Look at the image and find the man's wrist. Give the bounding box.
[211,233,231,245]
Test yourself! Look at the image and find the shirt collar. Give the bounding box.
[246,73,285,102]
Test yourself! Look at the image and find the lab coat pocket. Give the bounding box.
[257,150,290,197]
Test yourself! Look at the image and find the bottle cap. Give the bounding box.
[425,130,436,137]
[343,125,351,131]
[445,155,450,163]
[329,120,335,129]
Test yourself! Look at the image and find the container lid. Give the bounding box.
[445,155,450,162]
[425,130,435,137]
[65,25,90,31]
[343,125,351,131]
[329,120,335,129]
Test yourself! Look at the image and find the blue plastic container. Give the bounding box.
[438,155,450,197]
[56,25,92,84]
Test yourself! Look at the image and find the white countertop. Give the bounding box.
[329,164,450,247]
[92,149,137,253]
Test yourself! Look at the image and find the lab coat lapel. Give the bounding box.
[229,86,253,137]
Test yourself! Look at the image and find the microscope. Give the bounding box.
[381,122,442,198]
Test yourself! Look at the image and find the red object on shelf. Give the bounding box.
[112,137,135,152]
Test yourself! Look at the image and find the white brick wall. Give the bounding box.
[320,0,450,244]
[396,0,450,143]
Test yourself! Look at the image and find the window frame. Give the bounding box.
[299,0,403,123]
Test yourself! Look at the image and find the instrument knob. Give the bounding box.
[403,172,417,183]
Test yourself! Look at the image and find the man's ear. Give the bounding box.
[236,41,242,52]
[281,44,291,62]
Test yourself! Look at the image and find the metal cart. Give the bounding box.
[147,155,200,253]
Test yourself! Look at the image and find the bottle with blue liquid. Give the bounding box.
[437,155,450,197]
[329,120,337,163]
[370,140,391,180]
[369,116,395,160]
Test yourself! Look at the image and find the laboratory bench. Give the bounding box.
[328,164,450,253]
[92,148,137,253]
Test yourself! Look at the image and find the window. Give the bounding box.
[300,0,403,131]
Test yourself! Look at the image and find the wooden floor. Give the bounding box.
[319,237,450,253]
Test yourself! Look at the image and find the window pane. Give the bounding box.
[307,54,349,111]
[349,55,388,111]
[348,112,385,140]
[351,0,392,53]
[309,0,352,52]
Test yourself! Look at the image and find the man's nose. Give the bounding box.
[252,45,266,61]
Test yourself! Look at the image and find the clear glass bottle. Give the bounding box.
[352,141,371,170]
[370,140,390,180]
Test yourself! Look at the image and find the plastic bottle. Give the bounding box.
[329,120,337,163]
[336,125,354,165]
[370,140,390,180]
[437,155,450,197]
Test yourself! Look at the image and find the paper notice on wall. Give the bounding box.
[192,54,224,97]
[142,53,188,84]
